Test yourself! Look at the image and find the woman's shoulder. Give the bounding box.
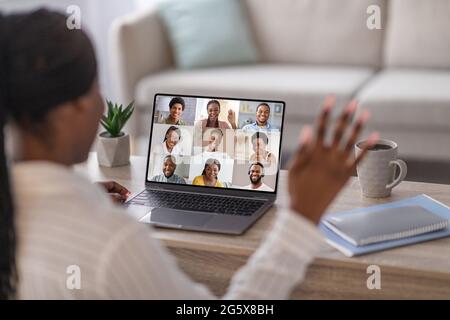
[172,143,184,154]
[216,180,224,187]
[192,176,203,184]
[159,117,168,124]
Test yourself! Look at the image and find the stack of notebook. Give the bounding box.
[319,194,450,257]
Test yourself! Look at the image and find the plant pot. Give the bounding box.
[97,132,130,167]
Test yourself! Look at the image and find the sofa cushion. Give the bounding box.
[384,0,450,69]
[135,64,374,119]
[243,0,386,67]
[357,69,450,129]
[157,0,259,69]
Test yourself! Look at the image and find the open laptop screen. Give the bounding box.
[146,94,285,193]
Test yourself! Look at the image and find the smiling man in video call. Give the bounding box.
[160,97,187,125]
[243,162,273,192]
[150,155,186,184]
[242,103,277,132]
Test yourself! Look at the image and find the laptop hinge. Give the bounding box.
[144,183,273,200]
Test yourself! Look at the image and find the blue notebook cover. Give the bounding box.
[319,194,450,257]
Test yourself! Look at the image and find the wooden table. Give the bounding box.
[75,153,450,299]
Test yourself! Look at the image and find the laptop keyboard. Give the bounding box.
[128,189,266,216]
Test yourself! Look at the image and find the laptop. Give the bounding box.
[125,93,286,234]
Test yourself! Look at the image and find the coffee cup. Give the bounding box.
[355,139,407,198]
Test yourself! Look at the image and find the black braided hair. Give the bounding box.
[0,8,97,299]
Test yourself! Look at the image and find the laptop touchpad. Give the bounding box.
[151,208,213,227]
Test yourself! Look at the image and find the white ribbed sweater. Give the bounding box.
[12,161,325,299]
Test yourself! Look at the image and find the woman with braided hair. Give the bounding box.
[0,9,376,299]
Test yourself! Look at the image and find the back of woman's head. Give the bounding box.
[3,9,97,123]
[0,8,97,299]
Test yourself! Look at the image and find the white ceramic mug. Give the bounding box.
[355,139,407,198]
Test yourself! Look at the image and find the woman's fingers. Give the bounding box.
[105,181,131,196]
[110,193,128,203]
[316,95,336,145]
[348,132,379,172]
[343,110,370,157]
[331,100,358,150]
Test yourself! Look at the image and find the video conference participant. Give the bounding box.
[150,155,186,184]
[204,128,233,153]
[153,126,185,155]
[196,100,237,129]
[204,128,223,152]
[242,103,278,132]
[192,158,225,187]
[159,97,187,125]
[194,128,230,160]
[249,131,276,167]
[243,162,273,191]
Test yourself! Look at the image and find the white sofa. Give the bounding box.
[109,0,450,161]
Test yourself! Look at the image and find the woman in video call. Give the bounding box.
[192,158,225,187]
[0,9,377,299]
[199,128,230,159]
[153,125,184,155]
[204,129,223,152]
[159,97,187,125]
[250,131,276,168]
[196,100,237,129]
[203,128,232,157]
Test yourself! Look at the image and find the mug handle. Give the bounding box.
[386,159,407,189]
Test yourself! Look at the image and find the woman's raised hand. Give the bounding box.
[227,109,237,129]
[288,95,379,224]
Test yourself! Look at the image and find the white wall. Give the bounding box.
[0,0,152,102]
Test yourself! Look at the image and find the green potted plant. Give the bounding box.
[97,100,134,167]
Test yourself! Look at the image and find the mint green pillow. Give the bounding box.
[157,0,259,69]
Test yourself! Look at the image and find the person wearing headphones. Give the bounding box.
[243,162,273,191]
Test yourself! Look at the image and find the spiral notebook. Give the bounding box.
[319,195,450,256]
[323,205,448,246]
